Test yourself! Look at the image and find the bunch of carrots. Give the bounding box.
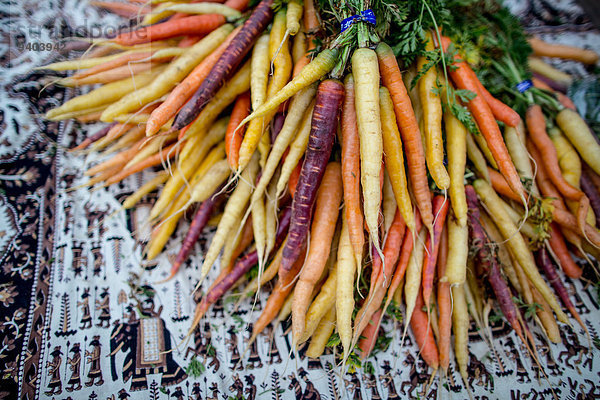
[38,0,600,392]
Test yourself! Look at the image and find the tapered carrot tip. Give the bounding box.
[154,270,177,285]
[69,139,91,152]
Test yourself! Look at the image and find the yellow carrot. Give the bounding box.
[418,32,449,189]
[45,71,159,119]
[336,217,356,360]
[473,179,570,324]
[197,153,260,287]
[445,111,468,226]
[441,217,468,284]
[352,48,383,255]
[101,24,233,121]
[305,306,335,358]
[123,171,170,209]
[150,119,227,220]
[379,86,414,232]
[238,10,292,170]
[182,61,251,139]
[286,0,303,36]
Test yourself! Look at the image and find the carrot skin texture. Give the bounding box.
[379,86,415,233]
[529,37,599,65]
[352,48,383,253]
[292,163,342,341]
[422,196,449,308]
[353,209,406,341]
[280,79,345,277]
[437,226,451,372]
[172,0,274,131]
[341,74,365,270]
[169,188,226,280]
[473,75,521,127]
[439,36,525,200]
[226,92,251,168]
[270,112,286,144]
[205,206,291,304]
[537,247,587,331]
[556,108,600,176]
[527,105,590,233]
[465,186,523,336]
[357,308,383,359]
[581,172,600,227]
[113,14,225,46]
[547,223,582,279]
[376,42,433,231]
[410,289,439,369]
[71,123,115,151]
[146,28,239,136]
[288,159,302,198]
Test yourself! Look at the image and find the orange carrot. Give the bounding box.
[292,163,342,342]
[410,288,439,369]
[146,27,240,136]
[488,167,520,202]
[529,37,599,65]
[103,123,137,144]
[354,209,406,341]
[288,158,302,198]
[76,111,104,123]
[526,104,590,234]
[72,51,154,79]
[383,212,423,312]
[473,75,521,127]
[68,62,160,85]
[547,223,582,279]
[376,42,433,231]
[104,141,179,186]
[439,35,526,201]
[85,141,140,176]
[225,92,251,168]
[422,196,449,310]
[357,308,383,359]
[112,14,226,46]
[341,74,364,271]
[90,1,149,17]
[224,0,250,11]
[529,140,600,247]
[436,222,451,372]
[303,0,320,34]
[251,246,306,340]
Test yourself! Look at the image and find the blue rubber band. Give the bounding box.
[516,79,533,93]
[340,9,376,32]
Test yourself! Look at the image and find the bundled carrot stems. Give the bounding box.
[37,0,600,394]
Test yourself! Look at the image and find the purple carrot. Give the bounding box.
[537,247,588,332]
[171,0,274,131]
[70,122,116,151]
[161,187,226,283]
[270,112,286,143]
[580,172,600,227]
[205,205,292,304]
[279,79,345,278]
[532,72,567,93]
[466,186,527,341]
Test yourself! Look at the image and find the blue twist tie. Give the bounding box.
[340,9,376,32]
[516,79,533,93]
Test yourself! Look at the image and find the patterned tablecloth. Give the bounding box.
[1,1,599,399]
